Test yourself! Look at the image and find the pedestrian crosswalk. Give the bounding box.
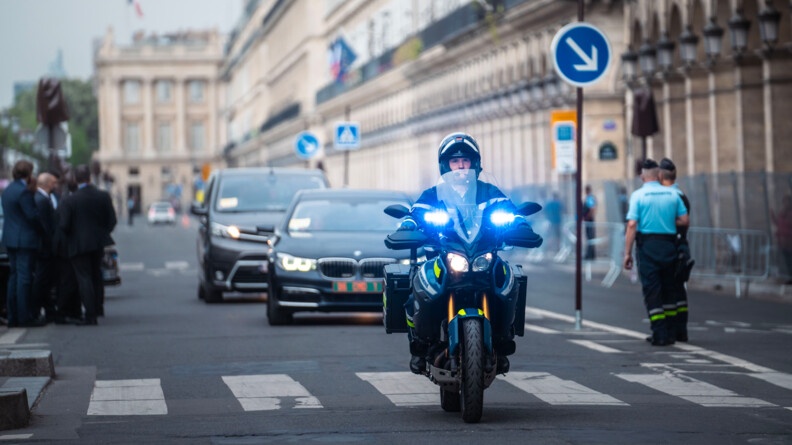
[82,367,792,416]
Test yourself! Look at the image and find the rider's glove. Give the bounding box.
[398,218,418,231]
[517,222,543,248]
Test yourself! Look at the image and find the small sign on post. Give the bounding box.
[334,122,360,150]
[294,131,321,160]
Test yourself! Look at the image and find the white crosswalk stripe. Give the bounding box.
[616,372,776,407]
[78,368,792,415]
[88,379,167,415]
[222,374,322,411]
[499,372,628,406]
[357,372,439,406]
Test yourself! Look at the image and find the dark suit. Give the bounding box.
[59,184,117,322]
[1,179,41,325]
[52,192,80,320]
[33,190,57,320]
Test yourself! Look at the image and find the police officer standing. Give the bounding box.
[623,159,689,346]
[659,158,693,342]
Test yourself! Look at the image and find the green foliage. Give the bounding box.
[393,37,424,66]
[4,77,98,166]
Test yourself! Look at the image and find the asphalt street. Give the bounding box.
[0,216,790,444]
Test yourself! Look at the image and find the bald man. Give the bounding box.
[32,172,59,322]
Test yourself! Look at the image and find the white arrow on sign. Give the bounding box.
[565,37,598,72]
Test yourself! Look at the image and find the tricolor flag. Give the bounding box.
[128,0,143,18]
[328,37,356,83]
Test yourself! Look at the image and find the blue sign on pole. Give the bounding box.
[334,122,360,150]
[294,131,321,160]
[551,22,612,88]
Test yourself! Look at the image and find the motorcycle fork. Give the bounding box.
[442,292,494,373]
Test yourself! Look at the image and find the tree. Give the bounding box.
[6,77,98,166]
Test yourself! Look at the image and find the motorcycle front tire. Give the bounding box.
[460,318,485,423]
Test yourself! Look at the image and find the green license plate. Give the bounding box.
[332,281,383,293]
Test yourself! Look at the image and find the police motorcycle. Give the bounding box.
[382,169,542,423]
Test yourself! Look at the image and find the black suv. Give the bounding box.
[191,167,328,302]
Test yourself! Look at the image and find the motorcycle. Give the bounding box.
[382,170,542,423]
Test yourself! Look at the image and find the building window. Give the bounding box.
[129,166,140,176]
[190,121,205,153]
[188,80,205,103]
[156,80,172,103]
[124,80,140,104]
[124,122,140,154]
[157,122,172,153]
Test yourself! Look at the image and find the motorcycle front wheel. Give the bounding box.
[460,318,485,423]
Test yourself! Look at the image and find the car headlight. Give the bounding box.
[490,210,515,226]
[471,253,493,272]
[424,210,450,226]
[211,222,241,239]
[276,253,316,272]
[446,252,469,273]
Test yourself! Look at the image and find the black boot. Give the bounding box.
[496,356,510,374]
[410,355,427,374]
[649,318,674,346]
[407,326,428,375]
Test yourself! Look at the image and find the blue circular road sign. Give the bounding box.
[551,22,612,88]
[294,131,321,160]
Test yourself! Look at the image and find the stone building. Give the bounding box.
[94,28,225,213]
[221,0,630,194]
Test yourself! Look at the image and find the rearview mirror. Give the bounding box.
[384,204,410,219]
[384,230,428,250]
[516,202,542,217]
[190,202,208,216]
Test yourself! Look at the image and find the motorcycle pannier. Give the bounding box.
[383,263,411,333]
[513,265,527,337]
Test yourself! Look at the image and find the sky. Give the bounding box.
[0,0,243,108]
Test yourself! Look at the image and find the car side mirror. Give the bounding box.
[191,202,208,217]
[384,204,410,219]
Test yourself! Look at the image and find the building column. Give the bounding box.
[142,77,154,158]
[175,77,187,155]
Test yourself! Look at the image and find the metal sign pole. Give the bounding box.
[344,105,351,187]
[573,0,584,331]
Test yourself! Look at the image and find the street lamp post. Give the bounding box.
[727,12,750,59]
[703,18,725,65]
[679,26,700,68]
[758,4,782,54]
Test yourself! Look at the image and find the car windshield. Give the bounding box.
[215,174,325,213]
[288,197,407,233]
[152,203,171,210]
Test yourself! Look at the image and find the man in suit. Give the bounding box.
[32,172,59,322]
[53,175,81,323]
[59,165,117,325]
[1,160,44,327]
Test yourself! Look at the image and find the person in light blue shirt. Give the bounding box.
[623,159,689,346]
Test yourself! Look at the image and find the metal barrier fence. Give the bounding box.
[517,220,770,297]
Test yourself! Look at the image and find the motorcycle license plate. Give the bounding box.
[332,281,383,293]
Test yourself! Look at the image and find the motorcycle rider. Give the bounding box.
[398,132,543,375]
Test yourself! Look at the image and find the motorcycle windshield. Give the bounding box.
[436,169,483,243]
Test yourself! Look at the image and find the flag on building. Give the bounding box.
[127,0,143,18]
[328,37,356,83]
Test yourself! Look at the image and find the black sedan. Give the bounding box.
[266,189,414,325]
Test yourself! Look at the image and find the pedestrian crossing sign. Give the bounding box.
[334,122,360,150]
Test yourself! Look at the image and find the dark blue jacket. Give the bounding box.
[1,179,41,250]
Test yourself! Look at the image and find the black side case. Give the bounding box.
[513,264,527,337]
[383,263,411,334]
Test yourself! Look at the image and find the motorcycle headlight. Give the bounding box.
[490,211,515,226]
[211,222,241,239]
[424,210,450,226]
[447,252,469,273]
[277,253,316,272]
[471,253,493,272]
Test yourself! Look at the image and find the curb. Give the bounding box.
[0,349,55,431]
[0,350,55,378]
[0,387,30,430]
